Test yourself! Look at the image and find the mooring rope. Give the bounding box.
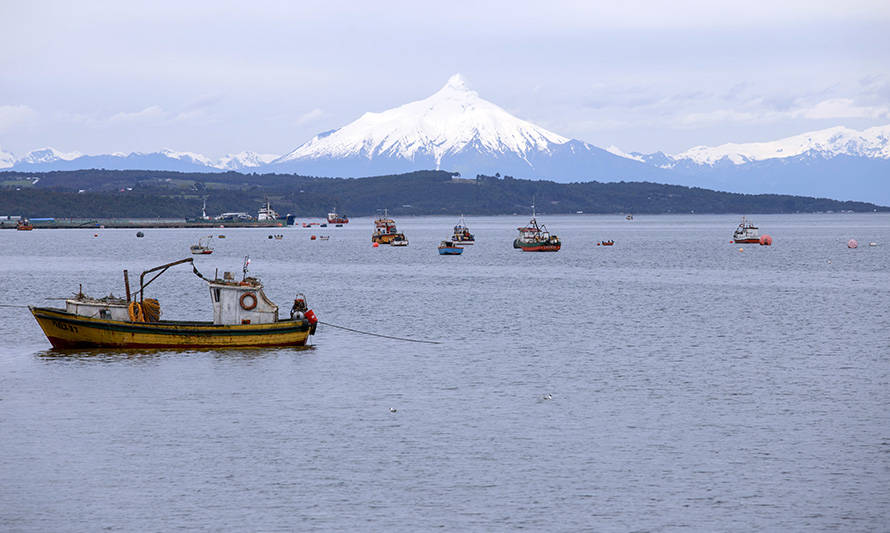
[0,304,30,308]
[318,320,441,345]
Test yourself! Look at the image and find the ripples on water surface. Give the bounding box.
[1,214,888,531]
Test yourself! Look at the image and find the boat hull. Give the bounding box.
[520,244,560,252]
[30,307,312,349]
[734,238,760,244]
[373,233,406,244]
[438,248,463,255]
[513,239,560,252]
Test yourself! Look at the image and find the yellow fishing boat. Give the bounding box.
[371,209,407,245]
[30,257,318,349]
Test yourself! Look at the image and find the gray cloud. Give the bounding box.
[0,1,888,156]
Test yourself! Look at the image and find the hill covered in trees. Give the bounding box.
[0,169,885,218]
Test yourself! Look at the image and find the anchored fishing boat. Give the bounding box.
[513,204,561,252]
[327,208,349,224]
[438,240,464,255]
[372,209,407,245]
[733,217,761,243]
[190,235,214,254]
[16,217,33,231]
[451,215,475,244]
[29,257,318,349]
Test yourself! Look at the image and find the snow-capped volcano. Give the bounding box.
[670,124,890,166]
[277,74,569,167]
[268,74,655,179]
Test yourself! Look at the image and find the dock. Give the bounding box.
[0,218,289,229]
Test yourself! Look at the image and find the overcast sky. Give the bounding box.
[1,0,889,158]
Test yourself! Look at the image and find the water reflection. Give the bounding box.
[35,344,314,363]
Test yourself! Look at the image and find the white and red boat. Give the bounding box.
[733,217,761,244]
[327,209,349,224]
[190,235,214,255]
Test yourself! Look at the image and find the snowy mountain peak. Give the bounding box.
[158,148,214,166]
[671,124,890,165]
[20,147,82,165]
[440,73,472,94]
[216,151,279,170]
[275,74,570,168]
[0,145,14,169]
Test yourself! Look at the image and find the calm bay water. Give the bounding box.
[1,213,888,531]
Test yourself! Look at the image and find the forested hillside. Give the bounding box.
[0,169,884,218]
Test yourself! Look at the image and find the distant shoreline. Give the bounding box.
[2,169,886,218]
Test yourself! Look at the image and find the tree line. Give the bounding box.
[0,169,884,218]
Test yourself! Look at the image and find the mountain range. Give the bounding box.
[2,74,888,204]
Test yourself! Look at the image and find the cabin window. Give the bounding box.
[213,288,221,302]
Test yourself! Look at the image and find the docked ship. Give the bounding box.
[733,217,760,243]
[513,204,561,252]
[258,198,281,222]
[451,215,475,244]
[29,257,318,349]
[372,209,407,245]
[327,208,349,224]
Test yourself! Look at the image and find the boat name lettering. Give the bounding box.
[52,320,79,333]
